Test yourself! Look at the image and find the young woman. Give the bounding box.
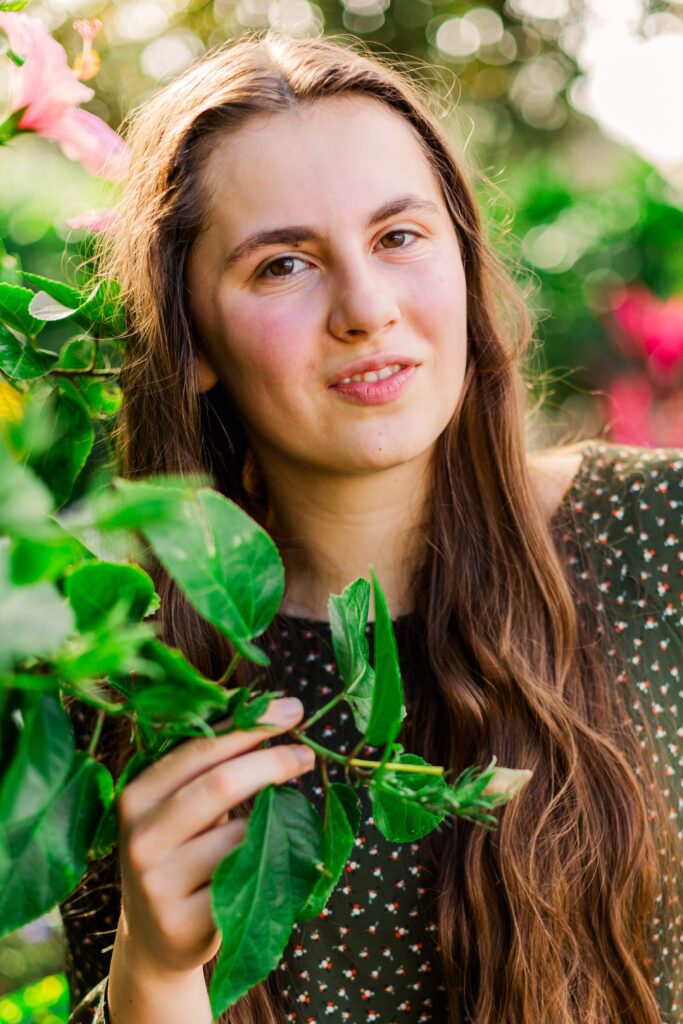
[60,30,682,1024]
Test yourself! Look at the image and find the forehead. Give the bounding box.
[197,94,446,233]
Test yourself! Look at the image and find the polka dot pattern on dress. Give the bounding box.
[60,441,682,1024]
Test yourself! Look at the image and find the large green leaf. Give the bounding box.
[0,322,57,379]
[142,488,284,666]
[0,692,75,827]
[27,380,95,509]
[22,273,125,338]
[56,336,95,370]
[369,754,448,842]
[0,751,113,936]
[65,561,159,632]
[0,440,54,537]
[54,617,158,685]
[9,532,92,585]
[0,541,75,671]
[124,640,236,730]
[76,377,122,419]
[90,477,207,531]
[298,782,361,922]
[209,785,323,1018]
[365,569,406,750]
[329,578,375,733]
[0,282,45,337]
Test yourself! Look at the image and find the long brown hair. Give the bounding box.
[94,29,681,1024]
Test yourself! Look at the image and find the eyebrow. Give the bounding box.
[222,192,441,270]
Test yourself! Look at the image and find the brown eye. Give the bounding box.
[379,230,417,249]
[264,257,297,277]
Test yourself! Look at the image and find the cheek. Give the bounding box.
[404,259,467,351]
[215,297,314,387]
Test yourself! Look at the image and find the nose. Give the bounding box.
[327,264,401,343]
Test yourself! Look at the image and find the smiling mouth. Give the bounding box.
[334,363,407,386]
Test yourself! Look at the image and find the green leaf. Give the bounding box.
[56,336,95,370]
[365,569,406,750]
[209,785,323,1017]
[0,107,27,143]
[141,488,284,667]
[89,476,208,531]
[3,385,55,458]
[0,540,75,671]
[27,380,95,509]
[0,691,76,827]
[369,754,448,842]
[129,679,232,727]
[76,376,122,418]
[0,672,62,693]
[0,751,113,937]
[0,321,57,379]
[0,241,22,286]
[0,2,30,15]
[54,617,158,685]
[125,640,235,728]
[22,273,125,338]
[298,782,361,922]
[65,561,159,632]
[231,690,277,730]
[10,528,92,584]
[88,749,154,860]
[0,439,54,537]
[329,578,375,734]
[0,282,45,337]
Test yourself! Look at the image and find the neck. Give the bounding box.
[259,449,435,623]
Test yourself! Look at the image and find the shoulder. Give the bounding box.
[528,439,683,527]
[527,440,588,523]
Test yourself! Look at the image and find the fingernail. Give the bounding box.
[273,697,304,720]
[295,745,316,768]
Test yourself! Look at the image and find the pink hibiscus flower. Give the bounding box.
[0,12,129,180]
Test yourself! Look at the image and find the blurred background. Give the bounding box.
[1,0,682,1019]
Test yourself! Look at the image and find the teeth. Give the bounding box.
[339,363,405,385]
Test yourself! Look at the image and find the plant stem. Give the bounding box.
[290,729,444,777]
[87,710,106,757]
[218,652,240,685]
[298,691,345,732]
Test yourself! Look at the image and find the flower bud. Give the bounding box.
[482,767,533,805]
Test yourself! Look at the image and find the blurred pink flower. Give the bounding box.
[609,285,683,378]
[603,374,656,447]
[604,358,683,447]
[0,12,129,180]
[66,206,119,233]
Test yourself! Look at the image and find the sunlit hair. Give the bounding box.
[92,29,681,1024]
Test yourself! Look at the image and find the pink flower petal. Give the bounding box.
[0,12,92,129]
[66,207,119,233]
[43,107,129,181]
[604,375,656,446]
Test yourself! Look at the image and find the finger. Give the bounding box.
[150,817,249,900]
[119,697,305,822]
[131,743,315,865]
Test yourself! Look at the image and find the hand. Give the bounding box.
[115,696,315,977]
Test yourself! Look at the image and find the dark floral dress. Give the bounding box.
[61,441,683,1023]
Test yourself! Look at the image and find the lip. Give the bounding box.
[328,353,421,387]
[329,364,417,406]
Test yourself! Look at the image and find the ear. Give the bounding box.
[195,351,219,393]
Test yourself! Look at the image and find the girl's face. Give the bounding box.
[186,94,468,478]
